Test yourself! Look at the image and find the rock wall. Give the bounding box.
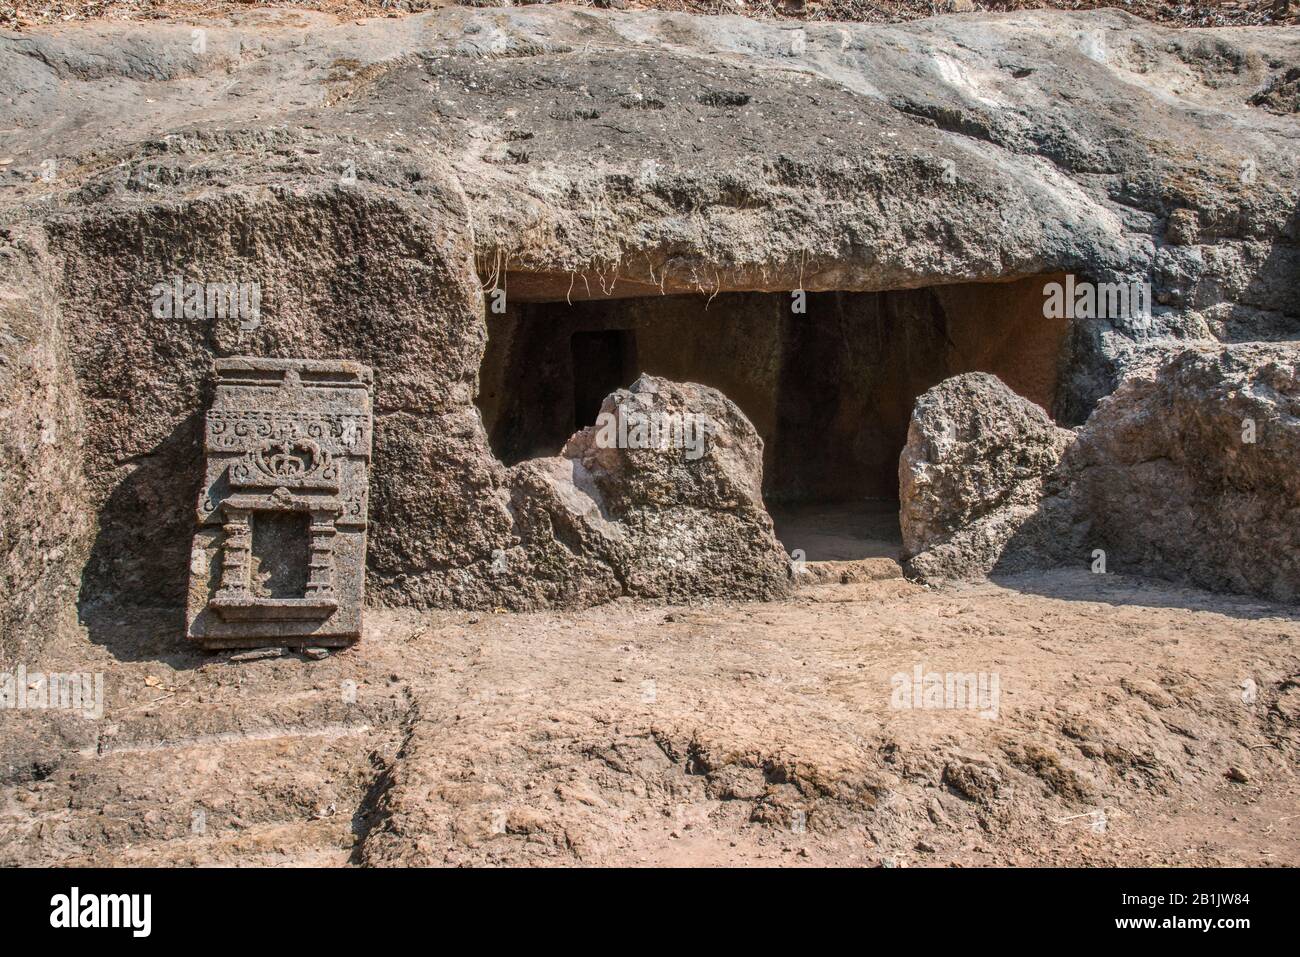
[0,8,1296,639]
[47,162,506,617]
[23,151,793,624]
[0,229,91,665]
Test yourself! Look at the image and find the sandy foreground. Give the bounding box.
[2,567,1296,867]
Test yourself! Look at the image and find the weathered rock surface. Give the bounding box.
[514,375,791,601]
[0,8,1297,656]
[899,373,1073,580]
[566,377,764,514]
[0,230,89,668]
[185,357,375,650]
[902,344,1300,601]
[1062,342,1300,602]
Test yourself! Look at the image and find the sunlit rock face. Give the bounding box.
[0,8,1296,659]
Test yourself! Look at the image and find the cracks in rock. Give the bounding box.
[348,688,420,865]
[888,97,1005,150]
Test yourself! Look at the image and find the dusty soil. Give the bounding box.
[2,566,1296,866]
[771,501,902,561]
[2,0,1294,31]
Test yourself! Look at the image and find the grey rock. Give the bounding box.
[0,8,1296,659]
[899,373,1073,580]
[517,375,791,601]
[904,344,1300,602]
[1165,208,1200,247]
[228,647,286,663]
[1061,342,1300,601]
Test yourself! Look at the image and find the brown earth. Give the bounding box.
[2,567,1296,867]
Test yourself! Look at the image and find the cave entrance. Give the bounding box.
[476,274,1069,560]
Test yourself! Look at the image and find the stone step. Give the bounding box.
[797,557,904,586]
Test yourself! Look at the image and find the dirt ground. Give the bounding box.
[2,563,1296,867]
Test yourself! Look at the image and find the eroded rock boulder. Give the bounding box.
[510,375,791,601]
[902,346,1300,602]
[1062,343,1300,602]
[899,373,1074,580]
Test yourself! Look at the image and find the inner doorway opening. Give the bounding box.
[571,329,637,429]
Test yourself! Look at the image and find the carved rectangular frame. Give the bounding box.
[186,358,373,650]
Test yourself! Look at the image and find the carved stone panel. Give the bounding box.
[186,357,373,649]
